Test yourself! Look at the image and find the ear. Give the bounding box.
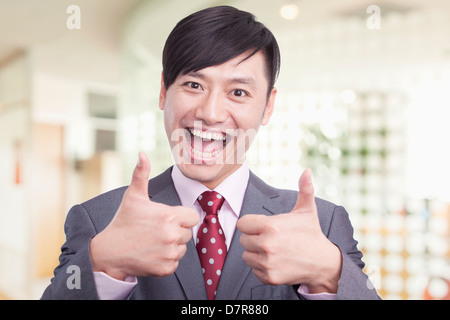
[159,72,166,111]
[261,87,277,126]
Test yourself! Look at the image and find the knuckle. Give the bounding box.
[169,260,179,273]
[168,244,186,260]
[254,269,277,285]
[161,225,180,244]
[259,237,275,255]
[158,260,178,277]
[164,232,178,245]
[264,273,280,285]
[262,221,279,235]
[241,250,251,264]
[164,246,178,260]
[177,244,187,259]
[160,211,176,225]
[255,267,279,285]
[260,253,273,271]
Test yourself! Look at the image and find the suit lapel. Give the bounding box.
[148,167,207,300]
[215,171,280,300]
[175,239,208,299]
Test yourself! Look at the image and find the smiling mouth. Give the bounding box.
[186,127,229,159]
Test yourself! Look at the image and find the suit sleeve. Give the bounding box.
[326,205,380,300]
[41,204,100,300]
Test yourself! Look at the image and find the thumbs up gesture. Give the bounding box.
[90,152,199,280]
[237,169,342,293]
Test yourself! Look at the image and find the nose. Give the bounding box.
[195,91,228,125]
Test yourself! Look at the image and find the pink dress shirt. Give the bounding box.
[93,164,335,300]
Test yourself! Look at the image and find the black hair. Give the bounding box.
[162,6,281,96]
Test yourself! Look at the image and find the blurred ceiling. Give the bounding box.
[0,0,449,82]
[0,0,139,60]
[0,0,139,83]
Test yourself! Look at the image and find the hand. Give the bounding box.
[237,169,342,293]
[90,152,199,280]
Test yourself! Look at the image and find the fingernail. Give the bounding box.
[306,168,313,184]
[137,154,142,167]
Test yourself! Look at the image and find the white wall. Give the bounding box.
[0,53,32,299]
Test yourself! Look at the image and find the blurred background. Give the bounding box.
[0,0,449,300]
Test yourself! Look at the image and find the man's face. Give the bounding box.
[159,51,277,189]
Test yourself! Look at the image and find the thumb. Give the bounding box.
[127,152,151,197]
[292,168,316,213]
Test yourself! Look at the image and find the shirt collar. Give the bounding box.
[171,164,250,218]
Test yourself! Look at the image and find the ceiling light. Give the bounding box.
[280,4,299,21]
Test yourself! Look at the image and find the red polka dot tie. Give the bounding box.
[196,191,227,300]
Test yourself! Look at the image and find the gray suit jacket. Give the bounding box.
[42,166,380,300]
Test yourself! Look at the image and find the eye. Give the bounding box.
[231,89,248,97]
[185,81,202,90]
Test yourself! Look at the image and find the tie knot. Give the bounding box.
[197,191,225,215]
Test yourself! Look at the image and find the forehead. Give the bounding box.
[182,51,268,87]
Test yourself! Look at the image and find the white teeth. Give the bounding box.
[188,128,227,158]
[190,146,222,158]
[189,128,226,141]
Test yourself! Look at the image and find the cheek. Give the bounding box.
[162,99,182,144]
[228,114,260,153]
[163,93,187,127]
[163,108,173,138]
[162,94,197,144]
[230,102,267,133]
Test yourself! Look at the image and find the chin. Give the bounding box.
[177,162,238,189]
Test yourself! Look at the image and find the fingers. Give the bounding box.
[128,152,151,197]
[178,228,194,245]
[238,215,268,255]
[178,207,200,229]
[237,214,268,235]
[241,250,260,269]
[239,232,261,253]
[292,168,316,214]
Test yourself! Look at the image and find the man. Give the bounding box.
[42,6,379,300]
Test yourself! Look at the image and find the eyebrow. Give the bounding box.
[230,76,257,89]
[185,71,258,89]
